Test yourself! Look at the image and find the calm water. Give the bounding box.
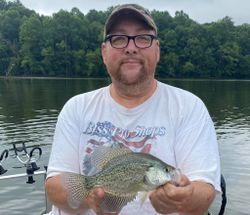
[0,78,249,214]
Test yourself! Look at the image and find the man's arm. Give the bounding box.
[149,174,216,215]
[45,175,105,214]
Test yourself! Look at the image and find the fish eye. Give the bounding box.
[165,167,169,172]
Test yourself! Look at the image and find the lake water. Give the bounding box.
[0,78,249,214]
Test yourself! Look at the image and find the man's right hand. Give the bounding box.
[85,188,105,214]
[46,176,119,215]
[85,187,119,215]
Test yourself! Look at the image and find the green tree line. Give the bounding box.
[1,0,250,78]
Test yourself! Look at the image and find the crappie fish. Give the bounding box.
[61,145,180,212]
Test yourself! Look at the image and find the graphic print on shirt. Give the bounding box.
[82,120,167,175]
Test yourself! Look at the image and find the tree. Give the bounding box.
[151,10,173,31]
[158,52,179,77]
[217,42,240,77]
[0,3,250,78]
[181,61,195,76]
[19,15,44,75]
[86,49,106,77]
[0,0,7,10]
[0,9,21,43]
[0,37,12,75]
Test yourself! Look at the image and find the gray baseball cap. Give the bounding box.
[104,4,158,38]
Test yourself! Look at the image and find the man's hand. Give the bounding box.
[84,187,119,215]
[149,174,215,215]
[149,174,192,214]
[46,176,118,215]
[84,188,105,214]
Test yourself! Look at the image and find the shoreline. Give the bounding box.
[1,76,250,82]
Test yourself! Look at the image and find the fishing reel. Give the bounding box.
[0,149,9,175]
[12,142,42,184]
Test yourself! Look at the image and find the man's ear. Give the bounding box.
[156,40,160,63]
[101,42,107,64]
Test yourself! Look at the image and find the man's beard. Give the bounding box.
[110,66,154,96]
[116,66,147,86]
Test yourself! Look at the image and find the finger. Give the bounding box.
[92,187,105,201]
[150,186,180,206]
[87,188,105,213]
[162,182,193,201]
[178,174,191,187]
[149,189,181,214]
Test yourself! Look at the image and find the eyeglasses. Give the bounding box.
[104,34,157,49]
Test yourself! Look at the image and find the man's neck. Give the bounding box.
[109,79,157,109]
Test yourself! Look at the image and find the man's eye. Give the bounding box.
[137,36,151,43]
[112,36,126,44]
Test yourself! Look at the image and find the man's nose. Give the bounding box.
[125,38,138,54]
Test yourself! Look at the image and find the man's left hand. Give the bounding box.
[150,174,194,214]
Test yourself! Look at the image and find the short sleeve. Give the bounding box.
[175,99,221,192]
[47,97,81,178]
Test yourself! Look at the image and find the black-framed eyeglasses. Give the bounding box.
[104,34,157,49]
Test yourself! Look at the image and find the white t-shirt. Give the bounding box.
[47,81,221,215]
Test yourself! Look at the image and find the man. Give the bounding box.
[45,4,221,215]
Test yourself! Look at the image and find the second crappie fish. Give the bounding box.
[61,145,180,212]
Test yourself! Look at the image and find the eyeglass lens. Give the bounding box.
[109,35,155,49]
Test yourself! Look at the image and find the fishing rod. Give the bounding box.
[0,142,44,183]
[0,142,51,214]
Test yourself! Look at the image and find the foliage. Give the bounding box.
[0,0,250,78]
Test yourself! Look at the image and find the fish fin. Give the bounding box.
[61,172,90,209]
[100,192,136,213]
[90,145,132,171]
[138,191,149,206]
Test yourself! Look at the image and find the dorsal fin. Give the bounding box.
[90,144,132,172]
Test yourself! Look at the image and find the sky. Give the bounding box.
[12,0,250,25]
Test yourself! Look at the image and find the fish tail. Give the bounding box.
[61,172,90,209]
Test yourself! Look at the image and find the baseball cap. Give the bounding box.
[104,4,158,38]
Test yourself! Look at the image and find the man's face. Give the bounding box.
[101,18,160,87]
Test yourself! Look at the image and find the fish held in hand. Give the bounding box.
[61,145,181,213]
